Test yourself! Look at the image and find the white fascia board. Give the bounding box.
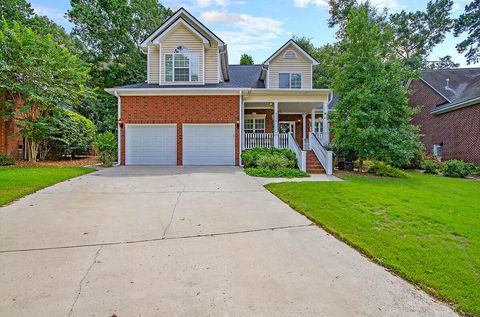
[263,40,319,66]
[105,88,241,96]
[431,96,480,114]
[152,18,210,48]
[141,8,223,48]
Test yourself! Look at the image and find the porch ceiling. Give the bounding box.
[244,101,323,113]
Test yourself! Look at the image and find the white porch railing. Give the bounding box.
[288,133,306,172]
[314,132,328,146]
[309,132,333,175]
[244,133,289,149]
[244,133,273,149]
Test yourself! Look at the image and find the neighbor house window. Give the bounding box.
[244,116,265,133]
[279,73,302,89]
[433,144,442,161]
[164,46,199,82]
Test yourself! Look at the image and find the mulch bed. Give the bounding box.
[8,157,100,168]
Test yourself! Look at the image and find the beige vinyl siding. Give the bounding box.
[204,42,219,83]
[148,45,159,83]
[268,44,312,89]
[159,23,204,84]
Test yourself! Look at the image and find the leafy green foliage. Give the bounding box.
[328,8,422,167]
[0,167,94,206]
[68,0,172,131]
[239,54,254,65]
[442,159,476,178]
[245,167,309,178]
[0,153,15,166]
[0,19,92,161]
[427,55,460,69]
[256,154,291,169]
[0,0,34,23]
[454,0,480,64]
[94,131,117,166]
[420,160,442,174]
[267,172,480,315]
[367,161,409,178]
[241,148,297,168]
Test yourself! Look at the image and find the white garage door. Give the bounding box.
[183,124,235,165]
[125,124,176,165]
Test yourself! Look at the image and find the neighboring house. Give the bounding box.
[106,8,334,174]
[0,93,23,159]
[410,68,480,165]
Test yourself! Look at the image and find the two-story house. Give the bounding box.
[105,8,334,174]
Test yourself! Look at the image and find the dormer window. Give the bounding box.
[284,50,297,59]
[279,73,302,89]
[165,46,200,82]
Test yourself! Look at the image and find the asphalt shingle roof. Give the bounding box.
[422,68,480,106]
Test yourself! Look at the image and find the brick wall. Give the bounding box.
[0,93,23,158]
[410,79,480,165]
[120,95,240,165]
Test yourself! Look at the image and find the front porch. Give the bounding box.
[240,90,333,174]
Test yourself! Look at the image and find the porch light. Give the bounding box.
[118,119,124,128]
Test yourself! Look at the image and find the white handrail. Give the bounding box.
[309,132,333,175]
[288,133,306,172]
[279,133,289,149]
[244,133,273,149]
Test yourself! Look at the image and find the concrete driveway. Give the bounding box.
[0,166,456,316]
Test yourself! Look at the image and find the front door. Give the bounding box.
[279,121,295,136]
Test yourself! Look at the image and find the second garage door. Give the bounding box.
[183,124,235,165]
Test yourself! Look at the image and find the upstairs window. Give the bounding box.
[165,46,200,82]
[279,73,302,89]
[284,50,297,59]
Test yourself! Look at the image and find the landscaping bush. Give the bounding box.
[0,153,15,166]
[241,148,297,169]
[367,161,408,178]
[442,160,475,178]
[256,154,291,169]
[245,167,309,178]
[94,131,117,166]
[420,160,442,174]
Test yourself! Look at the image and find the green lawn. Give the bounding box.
[0,167,94,206]
[266,172,480,316]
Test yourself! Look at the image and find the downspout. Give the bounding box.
[114,91,121,166]
[219,45,229,81]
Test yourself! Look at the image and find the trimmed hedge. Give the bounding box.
[368,161,409,178]
[0,154,16,166]
[442,160,475,178]
[241,147,297,168]
[245,167,309,178]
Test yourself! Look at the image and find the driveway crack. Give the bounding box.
[162,175,186,238]
[68,246,102,317]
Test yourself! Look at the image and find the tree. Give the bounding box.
[454,0,480,64]
[328,0,454,69]
[427,55,460,69]
[327,8,422,167]
[0,20,91,161]
[240,54,254,65]
[68,0,172,131]
[0,0,34,23]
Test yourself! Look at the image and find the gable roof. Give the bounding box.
[140,7,224,49]
[151,18,210,47]
[421,68,480,109]
[263,39,319,65]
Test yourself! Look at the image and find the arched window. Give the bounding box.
[284,50,297,59]
[165,45,199,82]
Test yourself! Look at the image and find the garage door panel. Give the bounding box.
[125,125,176,165]
[183,125,235,166]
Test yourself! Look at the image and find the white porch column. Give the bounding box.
[311,108,316,135]
[322,102,329,144]
[273,101,279,147]
[302,113,307,141]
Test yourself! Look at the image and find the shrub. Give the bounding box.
[368,161,409,178]
[420,160,442,174]
[95,131,117,166]
[256,154,290,169]
[442,160,475,178]
[245,167,309,178]
[241,148,297,169]
[0,154,15,166]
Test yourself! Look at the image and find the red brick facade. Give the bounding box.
[410,80,480,165]
[0,93,23,158]
[120,95,240,165]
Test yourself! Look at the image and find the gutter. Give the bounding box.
[431,96,480,115]
[104,87,332,96]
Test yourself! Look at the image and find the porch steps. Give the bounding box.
[306,150,325,174]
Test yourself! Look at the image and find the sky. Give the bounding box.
[30,0,477,67]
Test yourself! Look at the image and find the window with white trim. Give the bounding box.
[284,50,297,59]
[279,73,302,89]
[433,144,442,161]
[244,115,265,133]
[165,46,200,82]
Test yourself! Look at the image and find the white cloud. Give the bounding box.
[293,0,328,8]
[293,0,401,11]
[32,6,69,25]
[201,11,284,63]
[195,0,228,8]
